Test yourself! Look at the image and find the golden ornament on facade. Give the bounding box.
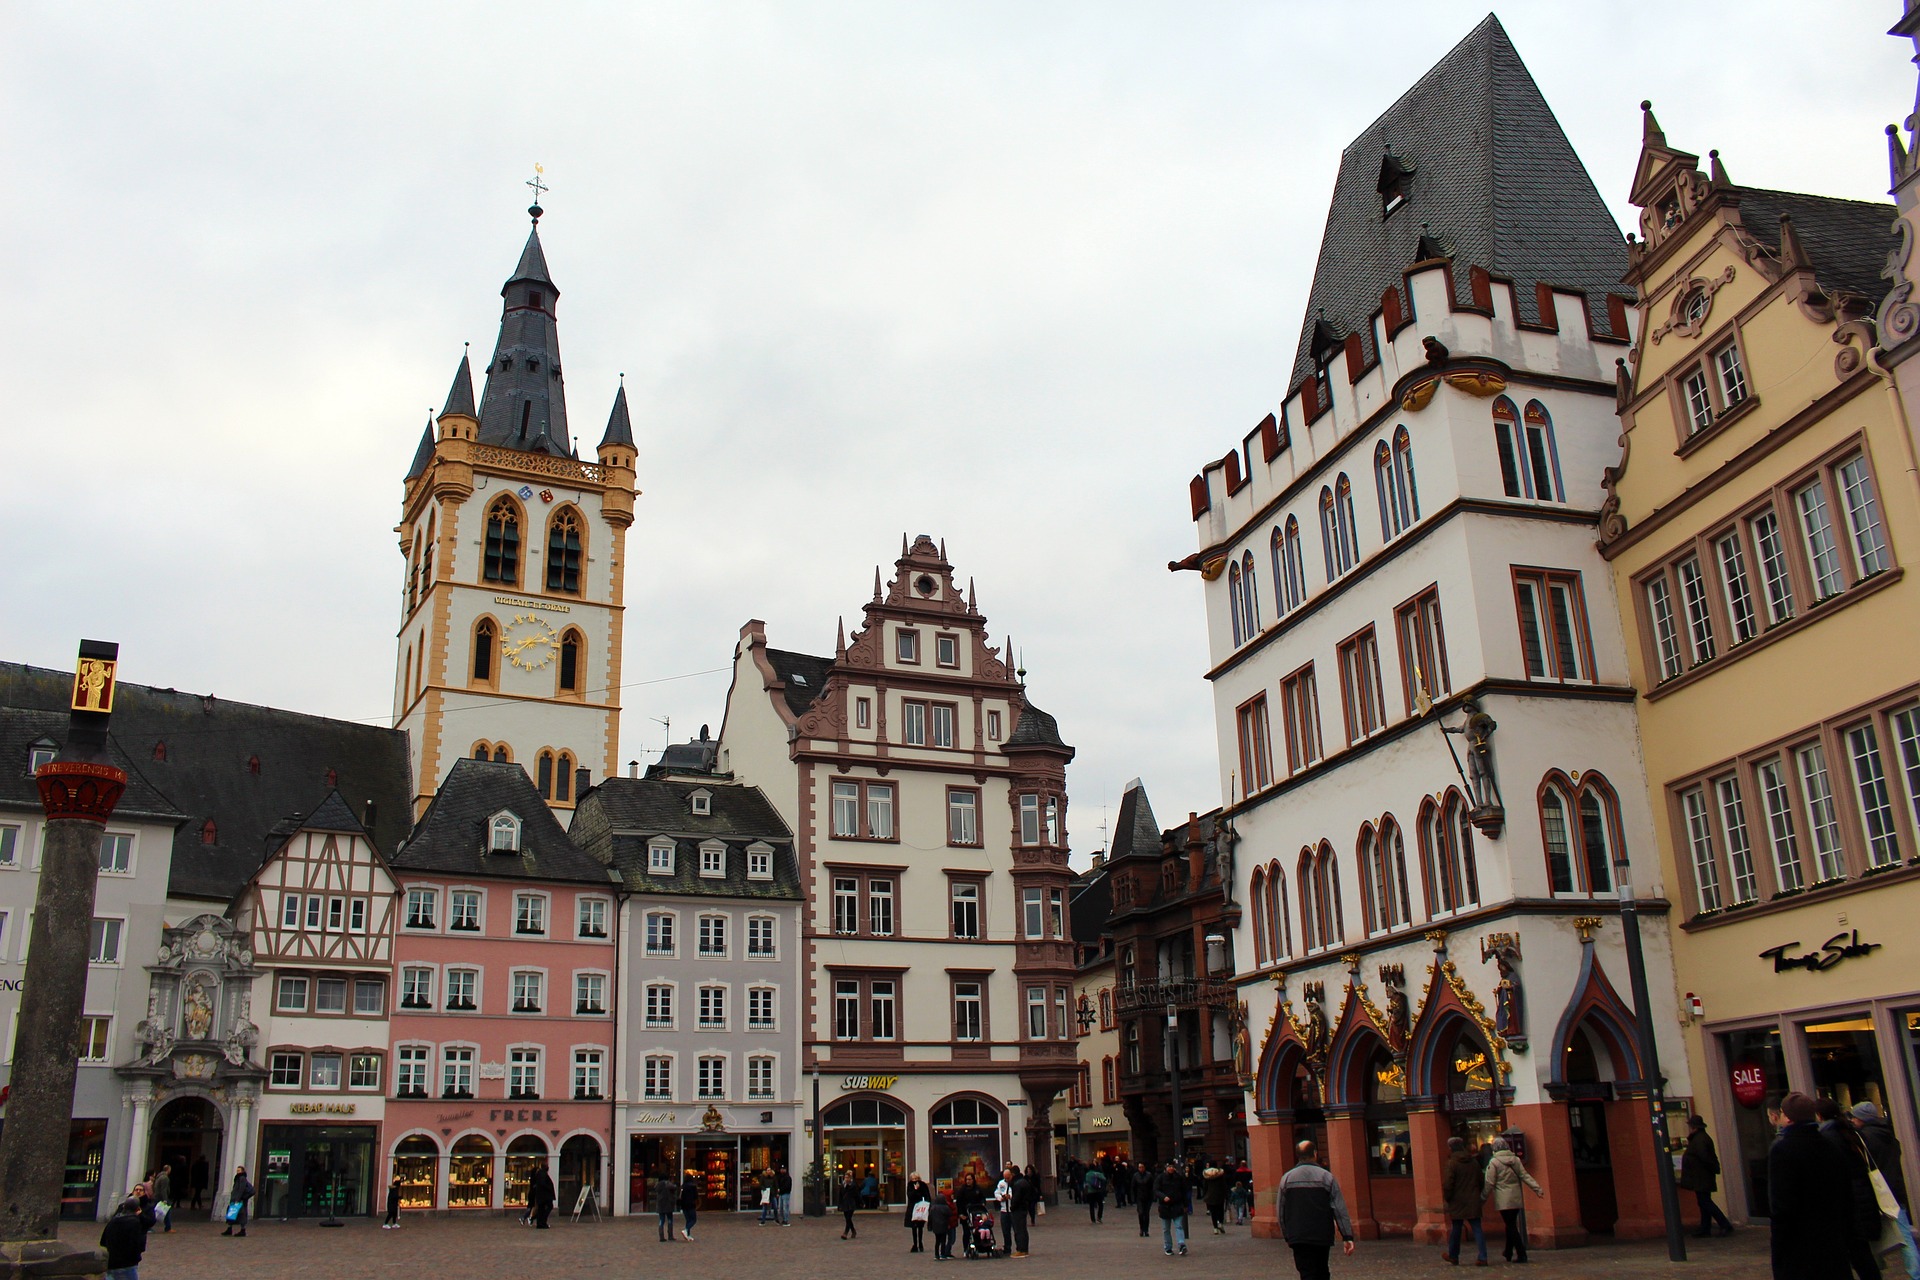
[1441,370,1507,398]
[1399,378,1439,412]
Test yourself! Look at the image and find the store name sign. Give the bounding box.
[1089,1117,1113,1128]
[289,1102,356,1115]
[841,1075,899,1091]
[1759,929,1881,974]
[631,1112,675,1124]
[489,1108,561,1122]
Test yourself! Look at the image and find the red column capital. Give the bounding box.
[35,761,127,823]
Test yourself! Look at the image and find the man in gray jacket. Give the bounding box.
[1277,1140,1356,1280]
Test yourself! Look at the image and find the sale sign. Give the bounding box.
[1731,1060,1767,1108]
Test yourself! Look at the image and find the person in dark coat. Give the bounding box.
[1132,1162,1156,1237]
[1771,1091,1857,1280]
[1083,1164,1108,1223]
[837,1171,861,1239]
[1007,1170,1036,1257]
[904,1173,931,1252]
[1202,1164,1230,1233]
[383,1173,403,1228]
[189,1155,209,1210]
[220,1167,253,1237]
[529,1162,556,1229]
[928,1191,957,1260]
[100,1198,146,1280]
[1817,1097,1885,1280]
[1678,1116,1734,1237]
[1153,1161,1190,1256]
[1441,1136,1488,1265]
[151,1165,173,1234]
[652,1172,678,1242]
[678,1169,701,1241]
[1853,1102,1917,1280]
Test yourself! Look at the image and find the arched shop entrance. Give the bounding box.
[1362,1047,1413,1232]
[823,1097,907,1206]
[559,1134,602,1215]
[149,1097,220,1218]
[1564,1027,1618,1235]
[391,1134,438,1210]
[1438,1024,1505,1149]
[929,1098,1001,1193]
[448,1133,495,1209]
[505,1135,548,1210]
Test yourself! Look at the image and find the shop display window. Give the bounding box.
[393,1135,437,1209]
[1365,1049,1410,1176]
[448,1134,495,1208]
[1718,1024,1786,1218]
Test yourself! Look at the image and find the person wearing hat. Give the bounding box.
[1851,1102,1917,1280]
[1678,1115,1734,1238]
[1769,1091,1857,1280]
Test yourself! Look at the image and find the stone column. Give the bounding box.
[1503,1099,1588,1249]
[221,1090,256,1202]
[1605,1094,1665,1239]
[1406,1106,1451,1244]
[1321,1107,1378,1238]
[1246,1118,1295,1239]
[121,1089,155,1206]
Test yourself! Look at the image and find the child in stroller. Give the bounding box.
[962,1210,1000,1259]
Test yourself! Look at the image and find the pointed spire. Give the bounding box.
[599,378,634,449]
[901,532,910,558]
[1640,99,1665,147]
[938,537,946,562]
[835,618,847,658]
[1777,214,1812,269]
[441,345,477,419]
[968,577,978,612]
[405,413,435,479]
[1708,149,1731,189]
[873,567,883,601]
[510,226,554,288]
[1889,123,1910,190]
[476,218,569,453]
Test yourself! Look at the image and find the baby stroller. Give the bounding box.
[962,1211,999,1259]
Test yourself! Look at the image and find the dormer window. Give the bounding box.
[699,840,726,879]
[1377,149,1416,218]
[490,812,521,853]
[649,839,675,875]
[690,789,713,817]
[747,843,773,881]
[27,740,55,775]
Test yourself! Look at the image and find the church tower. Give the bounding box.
[393,204,636,816]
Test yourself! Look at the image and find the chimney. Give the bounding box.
[574,766,591,799]
[1090,849,1105,868]
[1186,812,1205,891]
[628,760,639,779]
[363,800,377,832]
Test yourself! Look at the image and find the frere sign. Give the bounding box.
[1759,930,1880,973]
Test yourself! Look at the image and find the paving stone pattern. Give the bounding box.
[67,1210,1773,1279]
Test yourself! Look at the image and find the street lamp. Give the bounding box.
[1166,1003,1183,1164]
[1614,857,1686,1262]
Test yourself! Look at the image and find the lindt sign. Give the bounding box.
[1730,1061,1767,1109]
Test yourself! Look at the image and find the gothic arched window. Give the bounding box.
[536,749,555,799]
[483,497,522,585]
[545,507,584,594]
[1282,517,1305,610]
[557,628,584,696]
[472,618,497,686]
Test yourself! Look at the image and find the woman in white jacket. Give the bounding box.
[1482,1137,1544,1263]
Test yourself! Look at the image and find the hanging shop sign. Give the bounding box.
[1731,1061,1768,1109]
[840,1075,899,1091]
[1759,930,1880,973]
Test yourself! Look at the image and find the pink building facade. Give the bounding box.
[385,758,619,1214]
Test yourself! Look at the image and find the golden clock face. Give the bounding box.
[503,613,559,671]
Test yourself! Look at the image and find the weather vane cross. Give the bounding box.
[526,164,548,221]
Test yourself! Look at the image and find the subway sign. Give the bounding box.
[841,1075,900,1091]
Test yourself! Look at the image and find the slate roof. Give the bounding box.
[1735,188,1898,304]
[476,225,572,455]
[1105,781,1163,865]
[0,709,183,824]
[441,350,477,418]
[0,662,412,902]
[766,648,833,719]
[392,757,614,884]
[1006,701,1069,750]
[1288,14,1627,387]
[651,729,720,777]
[569,776,801,901]
[1069,860,1113,947]
[404,417,435,480]
[599,382,634,448]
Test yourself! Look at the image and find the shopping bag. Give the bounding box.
[912,1201,930,1222]
[1036,1199,1046,1216]
[225,1202,242,1223]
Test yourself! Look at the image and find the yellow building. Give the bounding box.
[1599,103,1920,1220]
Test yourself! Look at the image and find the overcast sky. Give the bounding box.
[3,2,1909,859]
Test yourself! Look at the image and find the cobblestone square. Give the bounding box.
[68,1209,1773,1279]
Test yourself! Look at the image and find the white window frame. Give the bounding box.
[697,1054,726,1101]
[574,970,609,1016]
[404,886,438,930]
[745,913,777,959]
[277,974,310,1012]
[572,1048,605,1101]
[648,839,676,875]
[509,969,546,1014]
[644,910,678,957]
[513,892,549,936]
[642,1053,674,1101]
[697,983,728,1031]
[444,967,479,1011]
[448,888,484,932]
[699,840,726,879]
[400,965,435,1011]
[441,1044,476,1098]
[644,982,676,1030]
[697,913,729,958]
[746,842,773,881]
[97,832,133,876]
[746,984,777,1031]
[395,1044,431,1098]
[576,896,610,939]
[87,916,123,966]
[746,1054,776,1101]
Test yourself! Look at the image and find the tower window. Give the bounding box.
[493,744,510,764]
[530,292,544,310]
[473,619,497,685]
[483,498,521,585]
[537,750,554,799]
[546,509,583,594]
[558,629,582,695]
[556,752,575,803]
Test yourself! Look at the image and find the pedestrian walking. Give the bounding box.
[1441,1136,1489,1265]
[1818,1097,1888,1280]
[1065,1155,1083,1204]
[1228,1178,1250,1227]
[529,1162,556,1229]
[1482,1136,1542,1262]
[862,1171,879,1210]
[100,1197,147,1280]
[775,1164,793,1225]
[1678,1116,1734,1238]
[1008,1168,1036,1257]
[383,1173,403,1228]
[189,1155,209,1211]
[1233,1158,1254,1224]
[151,1165,172,1234]
[929,1190,957,1259]
[839,1171,862,1239]
[1153,1160,1190,1256]
[1112,1160,1131,1209]
[1084,1165,1108,1223]
[678,1168,701,1241]
[653,1171,679,1242]
[1771,1091,1856,1280]
[1278,1140,1356,1280]
[1133,1162,1156,1237]
[906,1173,931,1252]
[1853,1102,1918,1280]
[219,1167,253,1238]
[1202,1163,1230,1233]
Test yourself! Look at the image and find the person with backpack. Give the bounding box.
[1679,1116,1734,1238]
[1083,1164,1108,1223]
